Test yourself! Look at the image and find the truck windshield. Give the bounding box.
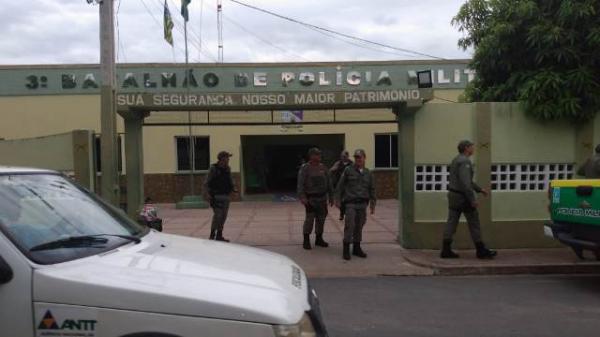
[0,173,146,264]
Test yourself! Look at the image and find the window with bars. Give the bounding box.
[175,136,210,172]
[491,163,574,191]
[415,165,449,191]
[375,134,398,168]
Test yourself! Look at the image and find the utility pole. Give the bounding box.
[217,0,223,62]
[99,0,120,206]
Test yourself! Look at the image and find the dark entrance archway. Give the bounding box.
[242,134,344,194]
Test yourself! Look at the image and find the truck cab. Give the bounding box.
[545,179,600,260]
[0,167,327,337]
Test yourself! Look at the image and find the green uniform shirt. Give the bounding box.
[203,163,235,197]
[336,165,376,207]
[447,154,482,203]
[297,162,333,201]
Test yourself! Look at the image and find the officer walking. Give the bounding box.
[297,147,333,250]
[577,144,600,178]
[203,151,236,242]
[441,140,497,259]
[335,149,376,260]
[329,150,353,220]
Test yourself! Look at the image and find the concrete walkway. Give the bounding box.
[160,199,399,245]
[158,200,600,277]
[402,248,600,276]
[160,200,432,277]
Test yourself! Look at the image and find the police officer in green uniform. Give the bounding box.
[297,147,333,250]
[335,149,376,260]
[441,140,497,259]
[329,150,353,220]
[577,144,600,178]
[203,151,236,242]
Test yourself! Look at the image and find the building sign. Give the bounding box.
[0,61,472,95]
[117,89,425,110]
[0,61,471,109]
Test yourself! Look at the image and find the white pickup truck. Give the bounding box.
[0,167,327,337]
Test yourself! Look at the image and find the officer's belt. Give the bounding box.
[344,198,369,204]
[448,188,466,195]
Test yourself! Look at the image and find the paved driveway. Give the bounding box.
[160,199,399,246]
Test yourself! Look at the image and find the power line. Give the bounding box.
[223,14,312,62]
[433,96,459,103]
[303,23,416,59]
[198,0,205,61]
[116,0,127,62]
[228,0,446,60]
[192,0,220,62]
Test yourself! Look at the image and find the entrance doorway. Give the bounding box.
[242,134,344,194]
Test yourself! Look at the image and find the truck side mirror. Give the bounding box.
[0,255,13,284]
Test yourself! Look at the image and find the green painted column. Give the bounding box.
[575,120,594,175]
[395,103,416,247]
[475,103,493,234]
[71,130,95,192]
[124,113,146,218]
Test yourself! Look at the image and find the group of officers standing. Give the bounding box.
[297,147,376,260]
[201,140,511,261]
[201,147,376,261]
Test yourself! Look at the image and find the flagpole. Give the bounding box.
[175,1,206,210]
[184,19,195,196]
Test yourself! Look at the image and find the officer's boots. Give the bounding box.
[440,239,460,258]
[315,234,329,247]
[215,231,230,243]
[303,234,312,250]
[475,242,497,259]
[342,243,351,260]
[352,243,367,258]
[209,230,217,240]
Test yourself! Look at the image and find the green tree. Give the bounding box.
[452,0,600,122]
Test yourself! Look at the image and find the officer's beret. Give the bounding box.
[457,140,474,153]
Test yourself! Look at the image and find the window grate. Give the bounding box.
[415,165,449,191]
[491,163,574,191]
[415,163,575,192]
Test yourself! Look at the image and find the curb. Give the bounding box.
[402,253,600,276]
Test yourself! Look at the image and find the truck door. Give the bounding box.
[0,234,34,336]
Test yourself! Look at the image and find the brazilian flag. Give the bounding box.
[163,0,174,45]
[181,0,192,22]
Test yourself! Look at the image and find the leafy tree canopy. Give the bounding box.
[453,0,600,122]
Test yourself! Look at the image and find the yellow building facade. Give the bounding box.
[0,61,467,203]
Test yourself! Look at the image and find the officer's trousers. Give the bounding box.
[343,203,367,243]
[443,207,482,243]
[303,198,328,235]
[210,194,230,232]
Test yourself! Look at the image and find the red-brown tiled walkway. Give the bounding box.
[160,199,399,246]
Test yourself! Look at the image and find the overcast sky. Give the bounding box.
[0,0,472,65]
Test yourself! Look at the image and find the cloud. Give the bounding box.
[0,0,471,65]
